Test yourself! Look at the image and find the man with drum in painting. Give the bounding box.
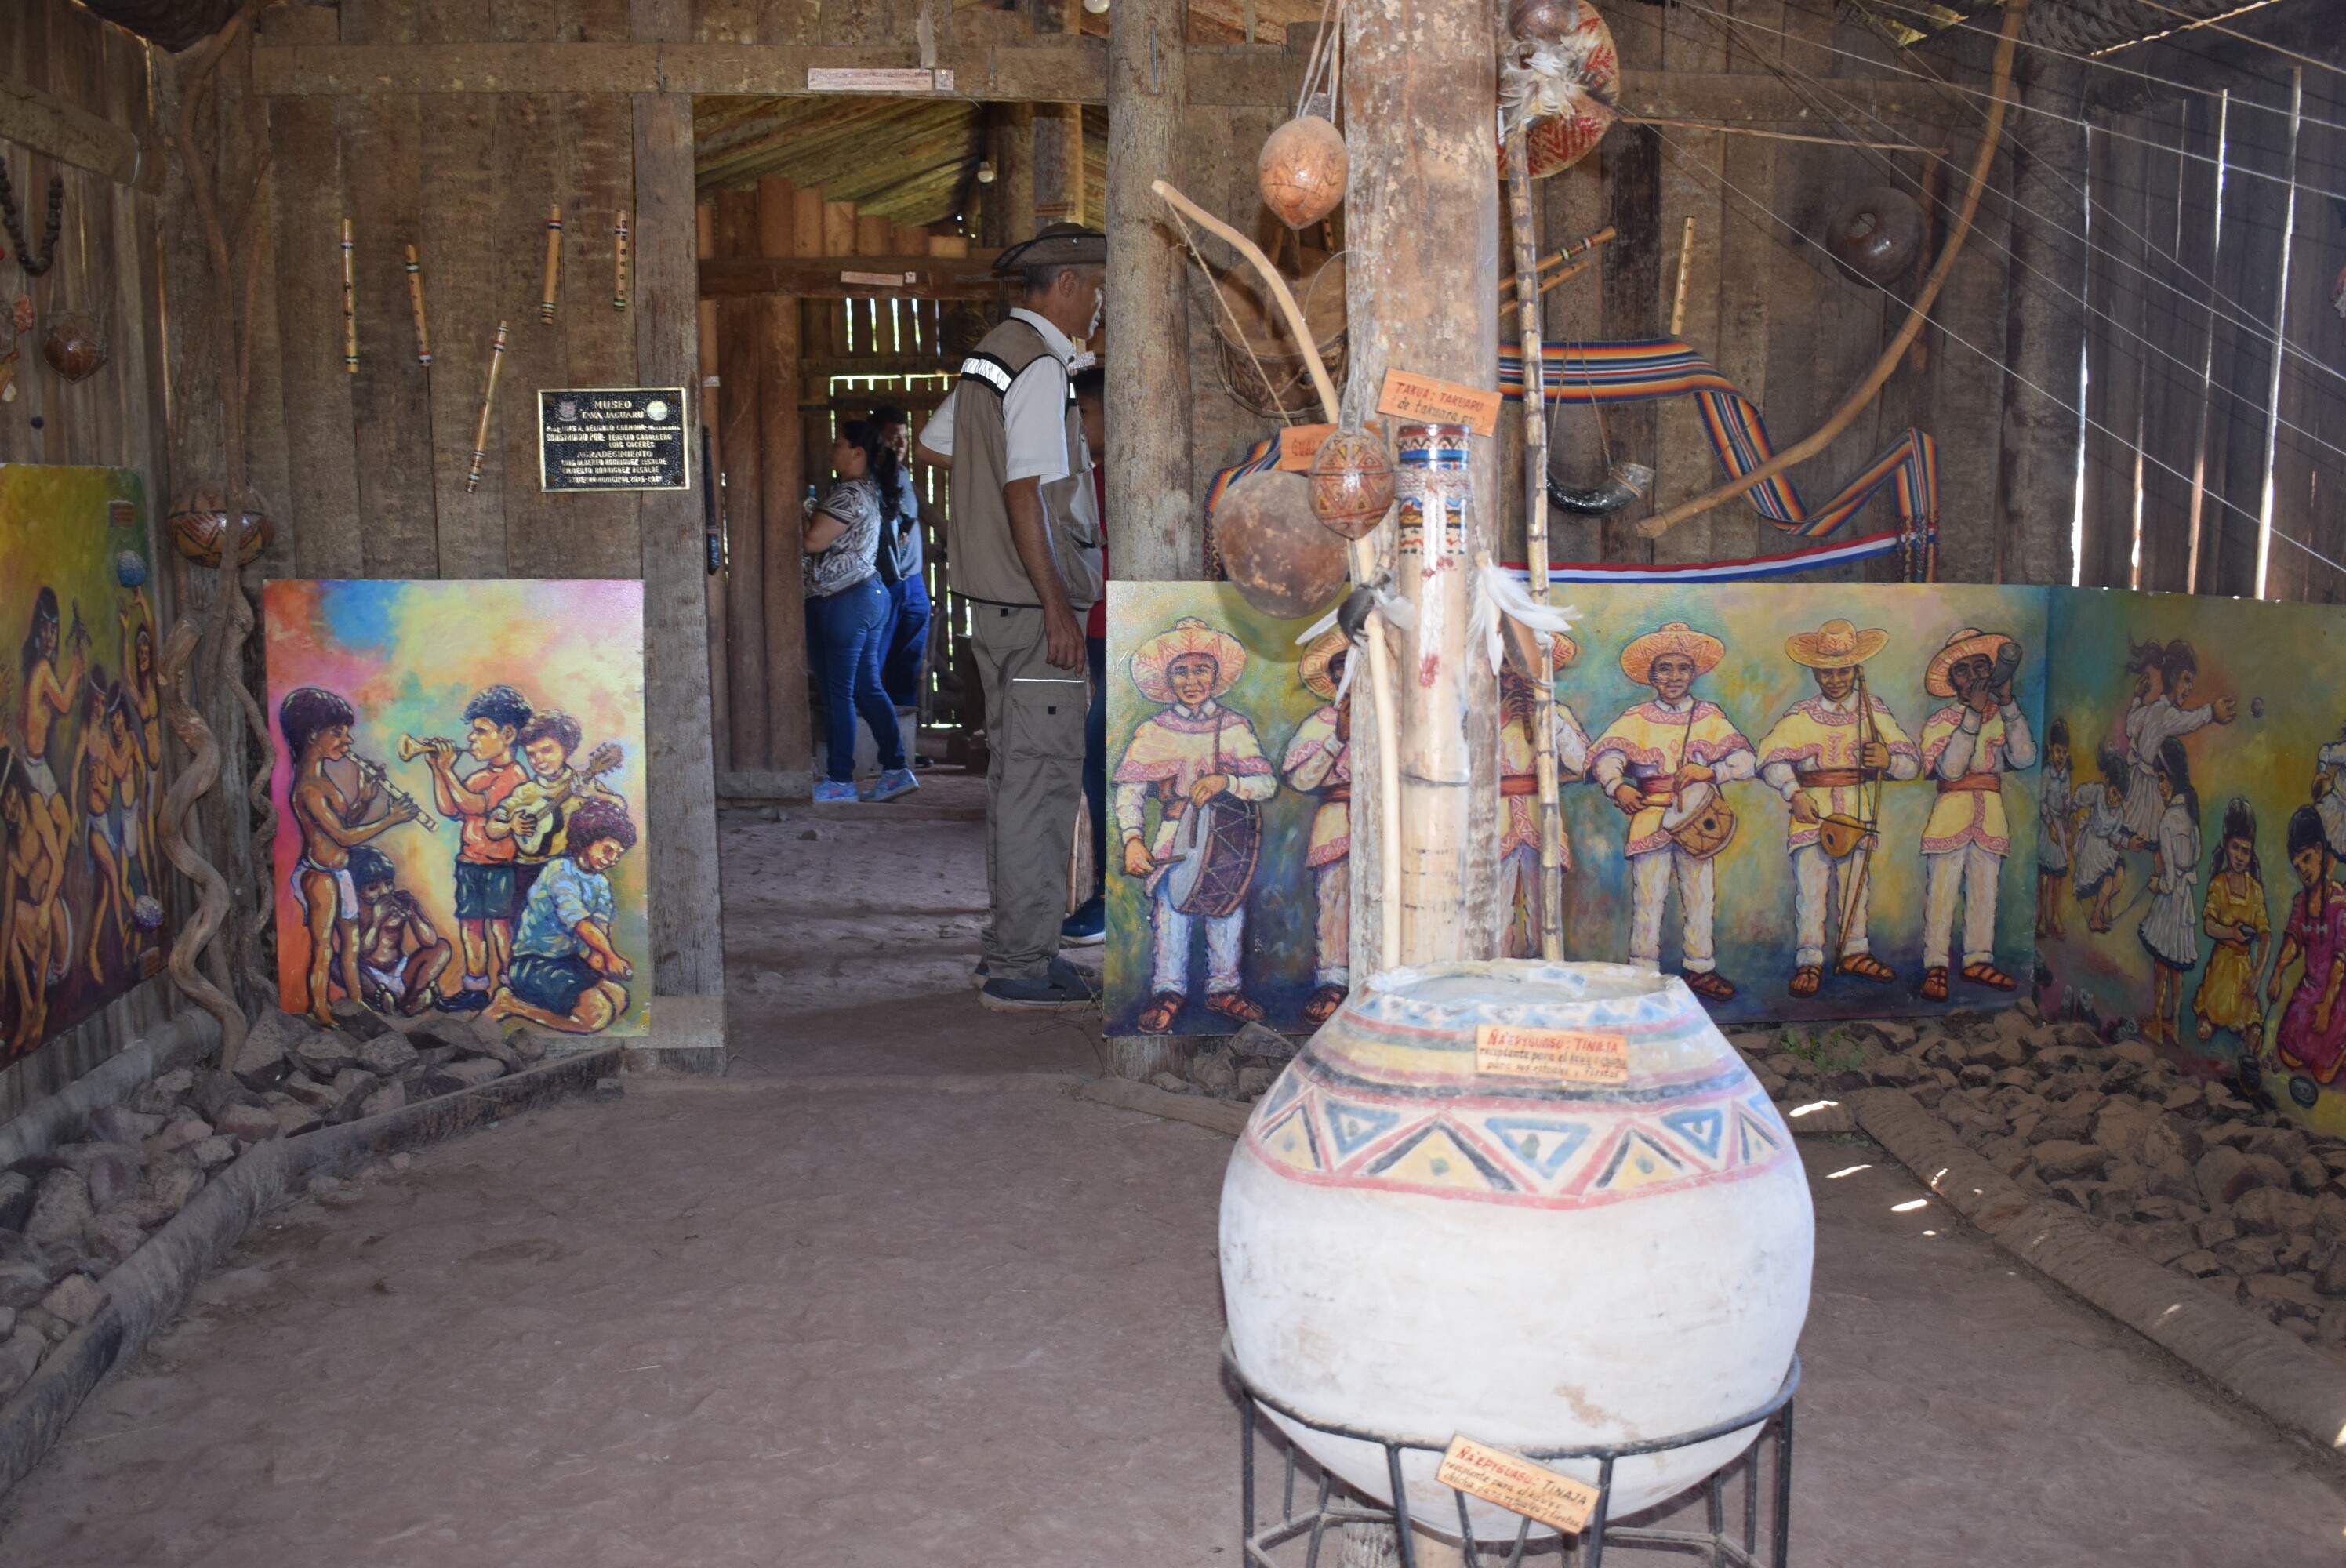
[1282,630,1352,1025]
[1756,619,1919,999]
[1589,622,1756,1004]
[1498,633,1592,960]
[1916,626,2038,1002]
[1115,616,1277,1034]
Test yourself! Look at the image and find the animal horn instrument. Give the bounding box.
[1548,461,1654,517]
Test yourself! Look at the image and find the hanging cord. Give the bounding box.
[1683,2,2346,475]
[1643,119,2346,579]
[2122,0,2346,82]
[1171,204,1301,426]
[1295,0,1345,118]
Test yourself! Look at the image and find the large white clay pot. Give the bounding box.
[1220,961,1813,1537]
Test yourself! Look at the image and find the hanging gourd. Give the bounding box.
[1306,428,1395,540]
[1214,468,1348,619]
[1258,114,1349,231]
[1501,0,1619,180]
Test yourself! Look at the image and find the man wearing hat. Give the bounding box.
[1499,634,1592,959]
[1589,622,1756,1001]
[1917,626,2037,1001]
[1282,631,1353,1024]
[1756,619,1919,998]
[931,223,1107,1013]
[1115,617,1277,1033]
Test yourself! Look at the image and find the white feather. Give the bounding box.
[1472,561,1579,674]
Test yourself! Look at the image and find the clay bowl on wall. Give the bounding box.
[169,498,275,569]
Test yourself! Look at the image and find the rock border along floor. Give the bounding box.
[0,1007,619,1500]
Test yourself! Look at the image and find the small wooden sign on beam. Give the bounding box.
[805,67,956,93]
[1377,368,1503,437]
[841,270,919,289]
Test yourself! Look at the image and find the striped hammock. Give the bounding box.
[1203,338,1939,583]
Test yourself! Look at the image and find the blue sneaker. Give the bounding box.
[980,966,1097,1013]
[812,779,858,804]
[870,767,921,802]
[1059,895,1105,946]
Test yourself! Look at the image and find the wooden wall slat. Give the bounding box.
[2134,100,2200,594]
[343,93,443,577]
[2203,89,2288,598]
[713,187,770,769]
[1649,129,1725,568]
[497,94,572,575]
[757,174,809,777]
[419,90,508,575]
[558,90,647,577]
[2263,76,2341,606]
[269,93,366,577]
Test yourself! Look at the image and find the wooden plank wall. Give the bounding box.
[2075,53,2346,604]
[0,0,182,1117]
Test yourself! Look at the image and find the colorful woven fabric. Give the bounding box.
[1498,338,1937,557]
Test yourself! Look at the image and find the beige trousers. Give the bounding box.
[970,605,1089,981]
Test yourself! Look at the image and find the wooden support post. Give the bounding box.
[759,174,813,791]
[1106,0,1193,583]
[1342,0,1503,967]
[714,188,770,772]
[1033,100,1084,224]
[1505,131,1564,961]
[986,102,1037,245]
[1994,55,2086,588]
[696,200,731,773]
[632,88,728,1001]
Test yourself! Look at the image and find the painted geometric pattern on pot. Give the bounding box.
[1247,1069,1793,1210]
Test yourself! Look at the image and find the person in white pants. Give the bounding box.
[1916,626,2037,1002]
[1589,622,1756,1004]
[1756,619,1919,999]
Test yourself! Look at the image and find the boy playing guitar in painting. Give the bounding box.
[490,710,624,906]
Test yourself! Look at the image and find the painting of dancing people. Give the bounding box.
[2041,588,2346,1134]
[1,466,169,1064]
[263,579,649,1037]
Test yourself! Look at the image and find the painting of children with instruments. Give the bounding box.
[0,466,168,1067]
[263,579,649,1036]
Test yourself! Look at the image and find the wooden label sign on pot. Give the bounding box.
[1435,1436,1600,1535]
[1378,367,1501,437]
[1271,423,1336,472]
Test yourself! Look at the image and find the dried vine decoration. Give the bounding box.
[160,0,283,1064]
[0,163,64,277]
[155,615,247,1062]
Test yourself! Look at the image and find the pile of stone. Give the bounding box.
[1737,1002,2346,1359]
[0,1006,542,1402]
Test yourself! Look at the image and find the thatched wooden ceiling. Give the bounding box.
[695,97,1109,231]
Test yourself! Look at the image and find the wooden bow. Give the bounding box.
[1638,0,2026,542]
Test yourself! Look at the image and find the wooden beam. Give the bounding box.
[699,252,1006,299]
[249,43,1945,122]
[0,71,151,188]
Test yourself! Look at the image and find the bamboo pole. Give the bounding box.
[404,243,431,366]
[1639,0,2027,542]
[340,216,358,372]
[540,202,563,324]
[1152,177,1403,968]
[1668,216,1694,339]
[1505,131,1566,961]
[466,319,507,494]
[1496,225,1614,299]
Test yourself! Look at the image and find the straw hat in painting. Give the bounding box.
[1131,616,1247,703]
[1502,626,1582,681]
[1783,618,1889,670]
[1299,629,1349,701]
[1924,626,2014,697]
[1618,621,1725,686]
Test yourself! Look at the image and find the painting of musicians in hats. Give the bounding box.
[1589,622,1756,1003]
[1281,630,1352,1025]
[1499,632,1592,959]
[1113,615,1278,1034]
[1917,626,2038,1001]
[1756,619,1920,999]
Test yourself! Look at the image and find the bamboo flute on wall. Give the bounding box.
[467,321,509,493]
[613,209,630,311]
[405,243,431,366]
[540,204,563,323]
[340,217,358,373]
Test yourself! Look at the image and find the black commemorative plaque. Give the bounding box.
[538,387,691,492]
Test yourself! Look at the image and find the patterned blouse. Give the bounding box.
[804,477,884,599]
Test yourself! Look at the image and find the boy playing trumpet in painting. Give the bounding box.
[419,684,532,1012]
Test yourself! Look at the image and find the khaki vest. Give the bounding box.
[947,317,1102,610]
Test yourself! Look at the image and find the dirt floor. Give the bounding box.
[4,774,2344,1565]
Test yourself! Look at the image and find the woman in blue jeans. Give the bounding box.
[804,421,917,804]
